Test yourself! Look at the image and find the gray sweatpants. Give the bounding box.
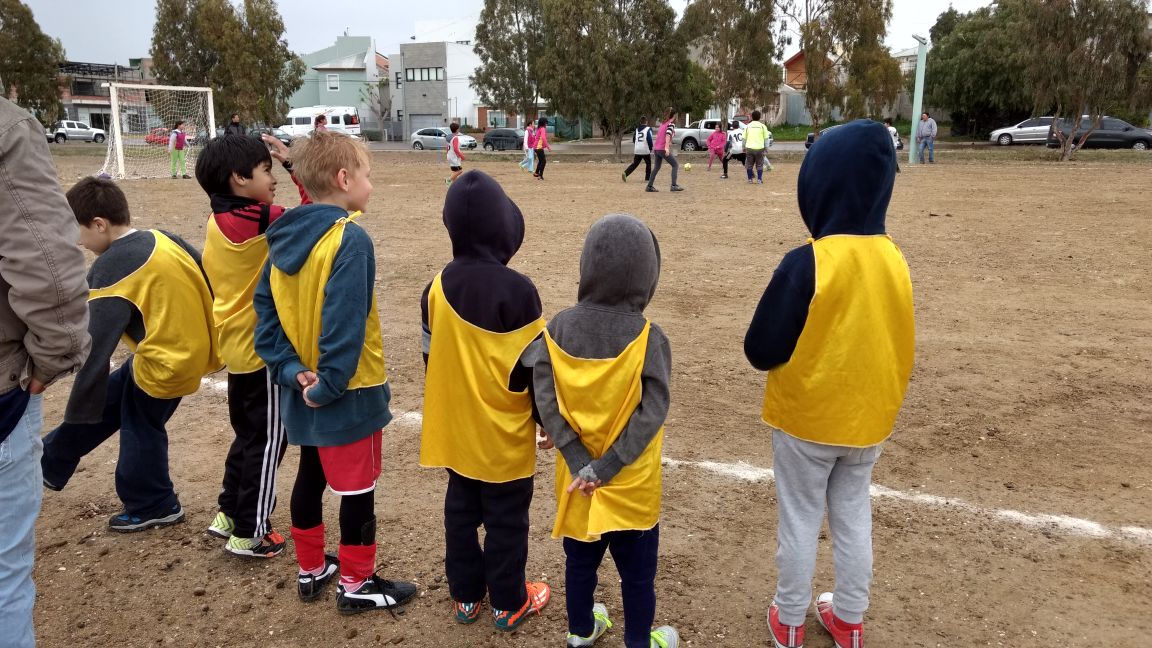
[771,429,882,626]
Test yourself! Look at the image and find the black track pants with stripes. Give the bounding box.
[218,368,288,538]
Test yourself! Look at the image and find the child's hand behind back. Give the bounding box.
[296,370,321,408]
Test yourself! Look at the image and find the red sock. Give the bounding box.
[338,543,376,585]
[290,524,325,573]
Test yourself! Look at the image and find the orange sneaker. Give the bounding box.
[815,593,864,648]
[454,599,482,624]
[493,581,550,631]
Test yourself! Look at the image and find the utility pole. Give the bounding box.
[909,34,927,165]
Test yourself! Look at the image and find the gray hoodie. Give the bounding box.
[523,214,672,484]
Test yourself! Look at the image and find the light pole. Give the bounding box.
[909,34,928,165]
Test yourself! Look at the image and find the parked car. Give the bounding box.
[46,120,106,144]
[805,123,845,149]
[990,117,1055,146]
[1046,116,1152,150]
[482,128,523,151]
[672,119,751,151]
[144,127,171,146]
[249,127,293,147]
[410,127,478,151]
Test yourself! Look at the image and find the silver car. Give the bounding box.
[410,127,478,151]
[46,120,106,144]
[990,117,1054,146]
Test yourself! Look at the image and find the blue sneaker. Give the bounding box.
[108,503,185,533]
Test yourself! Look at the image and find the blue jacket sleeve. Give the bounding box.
[253,260,308,388]
[304,225,375,406]
[646,130,653,149]
[744,245,815,371]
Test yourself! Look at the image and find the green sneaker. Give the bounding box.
[225,531,286,559]
[566,602,612,646]
[650,626,680,648]
[206,512,234,539]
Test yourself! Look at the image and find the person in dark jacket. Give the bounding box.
[224,113,245,136]
[525,214,679,648]
[745,120,914,648]
[419,170,551,631]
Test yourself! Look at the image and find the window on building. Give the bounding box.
[406,68,415,81]
[419,68,429,81]
[396,110,403,121]
[395,72,402,88]
[436,67,445,81]
[326,74,340,91]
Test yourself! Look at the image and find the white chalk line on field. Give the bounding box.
[194,376,1152,548]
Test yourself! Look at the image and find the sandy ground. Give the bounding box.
[30,148,1151,647]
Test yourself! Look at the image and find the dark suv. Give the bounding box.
[1046,116,1152,150]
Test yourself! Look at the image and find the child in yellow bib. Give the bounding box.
[41,177,220,533]
[419,171,551,631]
[745,120,914,648]
[526,214,679,648]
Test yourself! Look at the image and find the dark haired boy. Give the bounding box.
[41,177,221,532]
[447,122,465,184]
[195,134,310,557]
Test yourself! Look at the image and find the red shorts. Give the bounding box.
[317,430,382,495]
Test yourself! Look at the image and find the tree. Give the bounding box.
[232,0,305,126]
[1012,0,1152,160]
[780,0,901,129]
[0,0,66,123]
[923,5,1032,136]
[679,0,786,126]
[151,0,304,127]
[537,0,690,159]
[472,0,543,121]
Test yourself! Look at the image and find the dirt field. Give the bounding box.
[32,148,1151,647]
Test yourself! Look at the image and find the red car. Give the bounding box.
[144,127,170,146]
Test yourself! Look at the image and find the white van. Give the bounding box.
[280,106,362,138]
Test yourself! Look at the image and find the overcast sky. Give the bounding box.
[26,0,992,66]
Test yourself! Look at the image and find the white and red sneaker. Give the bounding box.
[768,603,805,648]
[815,593,864,648]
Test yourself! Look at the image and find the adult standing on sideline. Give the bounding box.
[622,116,653,182]
[916,112,937,164]
[224,113,245,136]
[744,110,771,184]
[646,107,684,193]
[0,96,92,648]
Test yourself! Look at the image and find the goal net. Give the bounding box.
[99,83,215,180]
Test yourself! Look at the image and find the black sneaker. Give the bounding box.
[336,574,418,614]
[670,185,685,192]
[645,186,658,192]
[107,502,185,533]
[43,476,64,492]
[298,554,340,602]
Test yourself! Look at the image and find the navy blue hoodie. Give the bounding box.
[254,203,391,447]
[744,119,897,369]
[420,170,542,392]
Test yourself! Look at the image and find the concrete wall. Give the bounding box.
[392,41,482,137]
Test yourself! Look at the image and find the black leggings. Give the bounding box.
[290,446,375,545]
[624,154,651,180]
[534,149,547,177]
[722,152,746,176]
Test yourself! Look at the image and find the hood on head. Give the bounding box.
[265,203,353,275]
[442,170,524,265]
[797,119,896,239]
[577,214,661,313]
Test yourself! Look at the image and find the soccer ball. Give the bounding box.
[684,163,692,171]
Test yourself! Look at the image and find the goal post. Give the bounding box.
[100,83,215,180]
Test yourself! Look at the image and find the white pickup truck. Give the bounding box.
[672,118,772,151]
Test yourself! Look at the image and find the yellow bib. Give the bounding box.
[419,273,545,482]
[89,230,222,398]
[267,213,386,388]
[546,322,662,541]
[762,234,915,447]
[203,217,267,373]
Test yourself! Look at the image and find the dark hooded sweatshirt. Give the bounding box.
[254,203,391,447]
[522,214,672,484]
[744,119,897,370]
[420,170,542,394]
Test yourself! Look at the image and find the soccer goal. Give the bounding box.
[99,83,215,180]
